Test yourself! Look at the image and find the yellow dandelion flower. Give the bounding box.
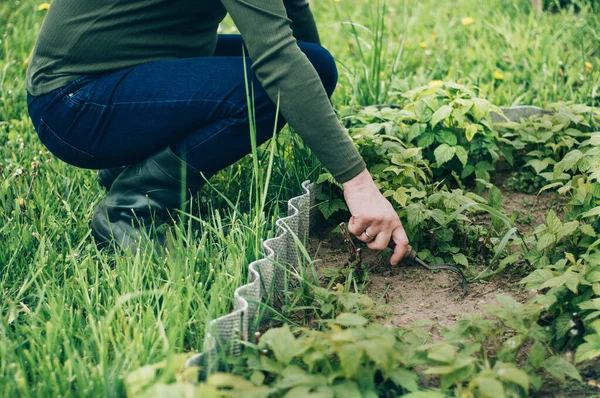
[428,80,444,88]
[379,71,385,78]
[585,62,593,73]
[461,17,475,26]
[494,71,504,80]
[334,0,341,3]
[38,3,51,10]
[419,41,427,48]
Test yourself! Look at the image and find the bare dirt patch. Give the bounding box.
[308,230,534,332]
[495,174,564,232]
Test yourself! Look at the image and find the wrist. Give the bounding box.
[342,168,375,192]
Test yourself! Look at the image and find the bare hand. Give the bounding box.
[342,169,410,266]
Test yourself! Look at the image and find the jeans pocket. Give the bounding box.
[62,77,95,107]
[37,118,99,169]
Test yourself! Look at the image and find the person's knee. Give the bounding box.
[300,43,338,97]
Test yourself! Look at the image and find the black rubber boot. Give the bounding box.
[91,147,206,250]
[97,166,127,190]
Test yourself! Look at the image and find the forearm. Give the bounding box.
[221,0,365,183]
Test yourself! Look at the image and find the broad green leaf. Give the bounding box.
[277,366,327,390]
[537,233,556,251]
[392,188,409,207]
[363,339,392,373]
[542,356,582,382]
[209,373,269,392]
[497,366,530,390]
[539,270,580,294]
[319,199,348,220]
[496,294,521,312]
[580,206,600,218]
[430,105,453,128]
[433,144,456,166]
[528,341,547,369]
[586,271,600,283]
[453,253,469,267]
[545,210,562,232]
[417,132,435,148]
[338,344,363,378]
[427,343,456,363]
[407,123,425,142]
[556,221,579,240]
[260,325,307,365]
[423,357,477,375]
[334,313,368,327]
[453,98,474,115]
[475,377,504,398]
[455,146,469,167]
[575,333,600,364]
[389,369,419,392]
[465,124,479,141]
[439,363,476,390]
[461,164,475,179]
[316,172,335,185]
[471,98,491,120]
[430,209,448,225]
[475,161,495,171]
[437,130,458,145]
[579,298,600,311]
[525,158,551,174]
[284,386,333,398]
[580,224,597,236]
[406,204,430,229]
[246,370,264,388]
[555,149,583,173]
[331,381,362,398]
[539,182,564,193]
[554,313,574,340]
[382,166,402,176]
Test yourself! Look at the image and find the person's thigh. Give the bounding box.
[28,37,338,170]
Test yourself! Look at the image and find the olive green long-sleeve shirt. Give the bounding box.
[26,0,366,183]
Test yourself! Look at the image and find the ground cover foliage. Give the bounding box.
[1,0,600,397]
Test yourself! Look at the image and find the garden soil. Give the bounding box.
[309,187,558,331]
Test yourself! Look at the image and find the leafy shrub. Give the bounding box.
[126,293,583,397]
[496,102,600,193]
[522,249,600,364]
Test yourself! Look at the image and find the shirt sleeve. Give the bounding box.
[219,0,366,183]
[283,0,321,45]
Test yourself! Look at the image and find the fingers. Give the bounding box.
[390,226,410,266]
[348,215,370,242]
[347,217,411,266]
[367,229,391,251]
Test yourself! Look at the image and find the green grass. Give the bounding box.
[1,0,599,396]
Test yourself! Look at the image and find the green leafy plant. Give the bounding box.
[125,293,583,397]
[497,102,600,192]
[390,82,512,187]
[522,249,600,364]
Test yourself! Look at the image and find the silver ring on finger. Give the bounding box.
[364,230,375,241]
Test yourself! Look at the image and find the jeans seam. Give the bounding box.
[179,117,242,156]
[112,98,246,117]
[40,118,98,164]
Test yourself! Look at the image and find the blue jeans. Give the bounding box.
[27,35,338,175]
